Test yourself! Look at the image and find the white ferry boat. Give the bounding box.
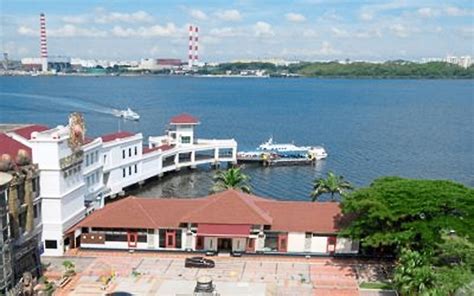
[113,107,140,121]
[257,137,328,160]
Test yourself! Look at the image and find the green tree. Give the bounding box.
[393,248,436,295]
[311,171,353,201]
[340,177,474,251]
[211,167,251,193]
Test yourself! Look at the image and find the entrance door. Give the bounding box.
[246,238,255,252]
[127,231,138,248]
[217,238,232,251]
[327,236,336,254]
[278,233,288,252]
[166,230,176,248]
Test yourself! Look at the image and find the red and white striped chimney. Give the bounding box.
[40,13,48,72]
[194,26,199,65]
[188,25,194,68]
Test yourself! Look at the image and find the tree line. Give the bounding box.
[213,167,474,295]
[197,61,474,78]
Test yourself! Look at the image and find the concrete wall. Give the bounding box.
[287,232,305,252]
[204,237,217,251]
[311,236,328,253]
[232,238,246,252]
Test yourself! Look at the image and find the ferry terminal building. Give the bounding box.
[76,189,359,255]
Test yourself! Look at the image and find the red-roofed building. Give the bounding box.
[0,133,32,163]
[11,124,49,140]
[169,113,200,125]
[76,190,358,255]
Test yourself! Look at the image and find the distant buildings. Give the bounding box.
[138,58,182,71]
[445,55,472,68]
[21,56,71,73]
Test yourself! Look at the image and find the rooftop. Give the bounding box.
[170,113,200,125]
[78,189,342,233]
[11,124,50,139]
[0,133,32,160]
[101,131,136,143]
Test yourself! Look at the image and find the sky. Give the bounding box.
[1,0,473,62]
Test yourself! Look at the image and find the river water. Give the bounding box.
[1,76,472,200]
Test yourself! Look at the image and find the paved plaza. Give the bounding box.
[42,252,379,296]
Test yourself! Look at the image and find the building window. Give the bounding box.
[122,149,126,159]
[128,166,132,176]
[129,148,132,157]
[45,240,58,249]
[176,229,182,249]
[181,136,191,144]
[122,168,126,178]
[134,164,137,174]
[134,146,138,155]
[159,229,166,248]
[86,154,89,166]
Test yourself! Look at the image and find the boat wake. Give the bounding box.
[0,92,117,116]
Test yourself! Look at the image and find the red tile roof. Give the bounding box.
[12,124,49,139]
[77,189,342,233]
[170,113,199,125]
[0,133,32,161]
[101,131,135,143]
[142,144,174,154]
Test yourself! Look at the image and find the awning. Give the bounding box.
[197,224,251,237]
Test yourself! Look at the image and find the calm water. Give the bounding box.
[1,76,473,200]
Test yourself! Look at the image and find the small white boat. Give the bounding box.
[113,107,140,121]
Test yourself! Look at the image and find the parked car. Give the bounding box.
[185,257,215,268]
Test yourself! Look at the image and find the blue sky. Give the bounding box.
[2,0,473,61]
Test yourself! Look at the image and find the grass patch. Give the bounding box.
[359,281,393,290]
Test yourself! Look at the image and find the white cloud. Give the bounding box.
[359,12,373,21]
[355,29,382,39]
[111,23,177,38]
[215,9,241,21]
[318,41,340,55]
[254,21,274,37]
[417,7,439,18]
[49,25,108,38]
[96,10,153,24]
[331,27,349,38]
[390,24,410,38]
[18,26,36,36]
[149,46,160,56]
[209,27,242,37]
[61,15,89,24]
[190,9,208,20]
[18,24,107,38]
[445,6,472,17]
[303,29,319,37]
[285,13,306,23]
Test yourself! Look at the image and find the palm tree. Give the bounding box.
[311,171,353,201]
[211,167,251,193]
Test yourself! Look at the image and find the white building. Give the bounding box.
[2,113,237,256]
[446,55,472,68]
[29,125,87,256]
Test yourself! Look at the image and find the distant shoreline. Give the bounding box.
[0,73,472,79]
